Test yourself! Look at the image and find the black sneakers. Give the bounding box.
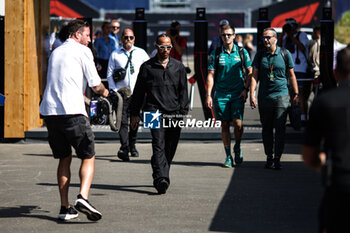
[117,149,130,161]
[130,147,139,157]
[155,179,169,194]
[265,156,282,170]
[265,156,274,169]
[58,206,78,220]
[74,194,102,221]
[274,158,282,170]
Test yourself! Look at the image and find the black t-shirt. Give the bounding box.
[305,80,350,186]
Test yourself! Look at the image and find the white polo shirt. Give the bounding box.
[40,38,101,117]
[107,45,149,93]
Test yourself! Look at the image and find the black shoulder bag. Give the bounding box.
[238,46,247,82]
[113,50,134,82]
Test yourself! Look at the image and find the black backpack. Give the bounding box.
[214,46,247,80]
[255,47,301,130]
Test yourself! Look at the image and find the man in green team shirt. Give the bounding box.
[206,24,252,168]
[250,27,299,169]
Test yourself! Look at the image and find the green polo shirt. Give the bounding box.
[252,46,294,99]
[208,44,252,97]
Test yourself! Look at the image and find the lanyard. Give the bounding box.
[122,50,135,87]
[123,50,134,74]
[267,54,276,81]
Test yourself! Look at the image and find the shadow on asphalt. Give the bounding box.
[209,161,322,233]
[0,205,95,224]
[24,153,223,167]
[96,157,222,167]
[37,183,155,195]
[24,153,52,157]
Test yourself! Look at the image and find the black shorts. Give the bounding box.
[44,115,95,159]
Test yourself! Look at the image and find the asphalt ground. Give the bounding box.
[0,139,323,233]
[3,84,320,232]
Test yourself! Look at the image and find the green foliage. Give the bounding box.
[335,10,350,44]
[338,10,350,26]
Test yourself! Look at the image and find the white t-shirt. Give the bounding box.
[282,31,309,73]
[107,45,149,93]
[40,38,101,117]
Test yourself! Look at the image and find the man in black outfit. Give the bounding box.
[302,45,350,233]
[130,34,189,194]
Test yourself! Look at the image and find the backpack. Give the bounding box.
[214,46,247,81]
[256,47,301,130]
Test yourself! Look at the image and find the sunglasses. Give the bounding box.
[221,33,234,38]
[156,44,173,50]
[112,26,120,29]
[123,36,134,40]
[262,36,273,40]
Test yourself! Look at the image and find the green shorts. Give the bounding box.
[214,92,244,121]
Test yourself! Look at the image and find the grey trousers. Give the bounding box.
[258,95,290,158]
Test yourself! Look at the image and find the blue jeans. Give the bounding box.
[258,95,290,158]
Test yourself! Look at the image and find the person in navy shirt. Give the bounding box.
[94,21,117,81]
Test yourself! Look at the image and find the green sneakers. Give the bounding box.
[223,144,243,167]
[223,155,233,168]
[234,144,243,165]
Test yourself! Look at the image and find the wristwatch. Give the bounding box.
[295,93,300,96]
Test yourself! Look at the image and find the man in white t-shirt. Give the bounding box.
[40,19,108,222]
[107,28,149,161]
[278,18,310,122]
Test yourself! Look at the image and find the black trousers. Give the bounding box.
[319,186,350,233]
[150,125,181,184]
[97,58,109,89]
[97,58,108,79]
[118,98,138,151]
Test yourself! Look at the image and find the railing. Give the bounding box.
[152,0,191,9]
